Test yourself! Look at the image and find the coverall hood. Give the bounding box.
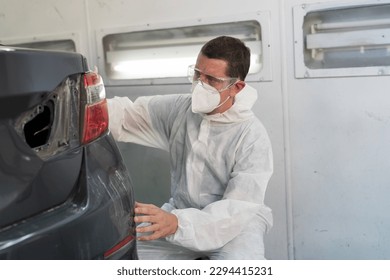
[203,83,258,123]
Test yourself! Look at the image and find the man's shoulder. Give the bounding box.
[243,116,270,137]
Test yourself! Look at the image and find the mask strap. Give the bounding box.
[215,95,231,109]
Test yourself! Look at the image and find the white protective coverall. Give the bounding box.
[107,84,273,259]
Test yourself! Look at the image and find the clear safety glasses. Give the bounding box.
[187,65,238,92]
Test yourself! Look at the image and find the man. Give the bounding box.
[108,36,273,259]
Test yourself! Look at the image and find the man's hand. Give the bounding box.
[134,201,178,241]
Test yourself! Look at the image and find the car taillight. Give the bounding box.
[81,72,108,144]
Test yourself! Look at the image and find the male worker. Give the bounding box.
[107,36,273,259]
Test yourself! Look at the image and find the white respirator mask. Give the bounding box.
[191,82,231,114]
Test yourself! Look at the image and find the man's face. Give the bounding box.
[194,54,233,92]
[193,54,245,114]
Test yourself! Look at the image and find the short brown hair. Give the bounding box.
[200,36,250,80]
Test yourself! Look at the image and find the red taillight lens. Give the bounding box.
[81,72,108,144]
[82,99,108,144]
[104,234,134,259]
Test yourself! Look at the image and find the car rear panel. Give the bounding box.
[0,47,86,228]
[0,47,137,259]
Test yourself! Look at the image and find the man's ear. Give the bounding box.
[231,81,246,97]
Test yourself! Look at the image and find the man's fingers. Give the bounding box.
[133,203,178,241]
[138,234,157,241]
[134,215,146,223]
[136,223,159,233]
[134,214,158,224]
[135,203,158,215]
[135,201,158,209]
[136,223,163,241]
[137,231,162,241]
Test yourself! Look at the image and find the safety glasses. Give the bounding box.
[187,65,238,92]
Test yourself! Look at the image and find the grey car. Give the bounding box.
[0,46,137,259]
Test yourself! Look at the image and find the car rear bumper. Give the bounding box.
[0,135,138,260]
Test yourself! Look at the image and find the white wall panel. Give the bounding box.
[284,0,390,259]
[0,0,91,61]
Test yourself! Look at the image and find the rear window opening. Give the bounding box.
[24,102,54,148]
